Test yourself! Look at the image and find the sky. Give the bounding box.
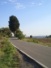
[0,0,51,36]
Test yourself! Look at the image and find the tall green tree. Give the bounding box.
[9,15,20,36]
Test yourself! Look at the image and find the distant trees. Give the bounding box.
[46,35,51,38]
[9,15,20,36]
[30,35,33,38]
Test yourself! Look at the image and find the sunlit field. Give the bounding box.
[23,38,51,47]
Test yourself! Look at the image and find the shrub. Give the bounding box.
[0,38,20,68]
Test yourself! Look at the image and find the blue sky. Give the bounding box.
[0,0,51,36]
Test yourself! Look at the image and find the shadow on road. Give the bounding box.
[17,49,43,68]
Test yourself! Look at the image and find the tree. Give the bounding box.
[0,28,11,37]
[30,35,33,38]
[9,15,20,36]
[46,35,51,38]
[15,29,25,39]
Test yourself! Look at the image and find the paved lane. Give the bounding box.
[10,38,51,68]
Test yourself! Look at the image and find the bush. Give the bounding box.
[0,38,20,68]
[15,29,25,39]
[0,28,12,37]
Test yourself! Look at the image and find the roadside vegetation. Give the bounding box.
[0,27,25,39]
[0,15,25,68]
[0,36,20,68]
[23,38,51,47]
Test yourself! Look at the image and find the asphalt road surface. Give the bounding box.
[10,38,51,68]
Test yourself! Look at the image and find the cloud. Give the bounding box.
[8,0,25,9]
[29,2,35,7]
[0,1,7,5]
[0,0,43,9]
[30,2,43,7]
[38,3,42,6]
[8,0,17,3]
[15,3,25,9]
[31,2,35,5]
[3,1,7,4]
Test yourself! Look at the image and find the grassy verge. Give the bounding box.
[22,38,51,47]
[0,37,20,68]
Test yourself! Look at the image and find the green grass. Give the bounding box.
[0,37,20,68]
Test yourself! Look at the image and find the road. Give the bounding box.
[10,38,51,68]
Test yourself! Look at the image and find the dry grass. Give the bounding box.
[23,38,51,47]
[37,38,51,47]
[37,38,51,43]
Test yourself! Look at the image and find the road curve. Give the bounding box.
[10,38,51,68]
